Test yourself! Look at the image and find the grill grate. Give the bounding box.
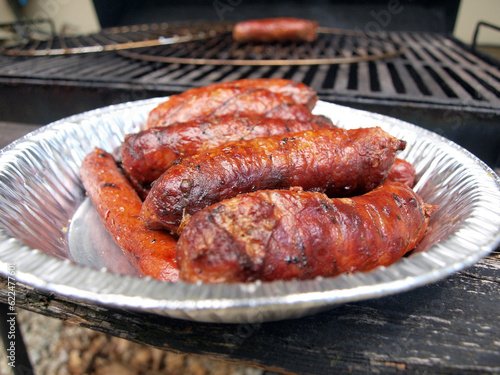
[116,28,405,66]
[0,22,230,56]
[1,25,500,111]
[1,27,498,112]
[0,21,404,65]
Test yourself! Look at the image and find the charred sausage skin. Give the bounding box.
[176,182,438,283]
[146,78,318,128]
[233,18,319,43]
[80,148,179,282]
[140,127,405,233]
[122,116,335,186]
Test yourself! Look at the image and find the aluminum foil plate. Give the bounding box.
[1,99,499,323]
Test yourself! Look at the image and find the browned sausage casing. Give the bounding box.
[176,182,438,283]
[233,18,319,43]
[146,78,318,128]
[122,116,336,186]
[80,148,179,282]
[387,158,417,188]
[140,127,405,233]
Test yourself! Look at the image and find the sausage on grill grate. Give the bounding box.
[232,18,319,43]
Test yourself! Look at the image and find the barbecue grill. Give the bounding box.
[1,20,499,171]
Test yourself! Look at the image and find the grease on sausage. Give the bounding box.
[140,127,405,233]
[122,116,336,187]
[146,78,318,128]
[176,182,438,283]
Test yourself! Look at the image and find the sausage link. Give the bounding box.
[122,116,335,186]
[233,18,319,43]
[176,182,438,283]
[140,127,405,233]
[80,148,179,281]
[387,158,417,188]
[147,78,318,128]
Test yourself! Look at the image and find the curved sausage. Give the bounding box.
[176,182,438,283]
[140,127,405,233]
[233,18,319,43]
[147,78,318,128]
[122,116,336,186]
[80,148,179,282]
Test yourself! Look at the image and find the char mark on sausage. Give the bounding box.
[140,127,405,233]
[122,116,336,187]
[176,182,438,283]
[147,78,318,128]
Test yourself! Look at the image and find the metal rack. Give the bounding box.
[0,22,230,56]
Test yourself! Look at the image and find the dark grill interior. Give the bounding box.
[1,24,499,169]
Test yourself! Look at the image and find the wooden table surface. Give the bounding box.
[0,122,499,374]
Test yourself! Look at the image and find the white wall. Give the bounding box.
[0,0,16,24]
[23,0,101,34]
[454,0,500,46]
[0,0,101,35]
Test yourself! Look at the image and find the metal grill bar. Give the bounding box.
[0,22,231,56]
[1,28,499,112]
[116,31,405,66]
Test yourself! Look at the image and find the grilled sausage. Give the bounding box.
[387,158,417,188]
[122,116,336,187]
[146,78,318,128]
[233,18,319,43]
[140,127,405,233]
[80,148,179,282]
[176,182,438,283]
